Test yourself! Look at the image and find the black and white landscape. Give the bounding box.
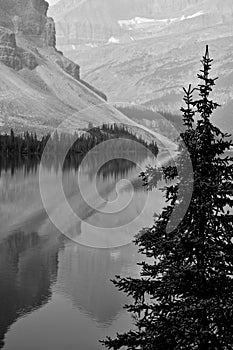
[49,0,233,134]
[0,1,233,350]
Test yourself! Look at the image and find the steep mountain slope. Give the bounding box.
[0,0,178,150]
[0,0,107,134]
[50,0,233,134]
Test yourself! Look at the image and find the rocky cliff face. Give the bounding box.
[0,0,109,96]
[0,0,130,134]
[0,0,57,70]
[0,0,55,44]
[0,27,21,70]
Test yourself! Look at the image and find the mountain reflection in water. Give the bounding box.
[0,231,60,349]
[0,151,166,350]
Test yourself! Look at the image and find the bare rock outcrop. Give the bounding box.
[0,27,21,69]
[0,0,108,106]
[54,54,107,100]
[0,0,56,70]
[55,54,80,81]
[0,0,56,46]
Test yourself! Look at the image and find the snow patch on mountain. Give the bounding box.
[118,12,204,29]
[118,17,156,28]
[180,11,204,21]
[85,43,98,48]
[187,11,204,19]
[107,36,120,44]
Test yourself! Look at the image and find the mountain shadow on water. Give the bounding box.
[0,231,61,349]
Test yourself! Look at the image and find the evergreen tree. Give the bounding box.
[102,46,233,349]
[0,124,158,158]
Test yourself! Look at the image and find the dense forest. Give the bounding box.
[0,123,159,158]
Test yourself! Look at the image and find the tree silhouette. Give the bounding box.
[0,124,159,158]
[102,46,233,350]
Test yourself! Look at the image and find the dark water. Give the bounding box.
[0,152,168,350]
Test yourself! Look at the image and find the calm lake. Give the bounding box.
[0,151,169,350]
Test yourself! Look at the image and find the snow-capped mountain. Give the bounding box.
[49,0,233,47]
[0,0,178,148]
[49,0,233,135]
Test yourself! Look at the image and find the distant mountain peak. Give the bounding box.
[49,0,233,136]
[49,0,233,48]
[0,0,178,149]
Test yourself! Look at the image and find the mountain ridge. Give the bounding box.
[0,0,179,151]
[49,0,233,47]
[50,0,233,134]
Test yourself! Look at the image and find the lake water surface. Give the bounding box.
[0,151,169,350]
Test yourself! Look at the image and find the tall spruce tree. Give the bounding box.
[102,46,233,349]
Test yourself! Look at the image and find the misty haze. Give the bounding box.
[0,1,233,350]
